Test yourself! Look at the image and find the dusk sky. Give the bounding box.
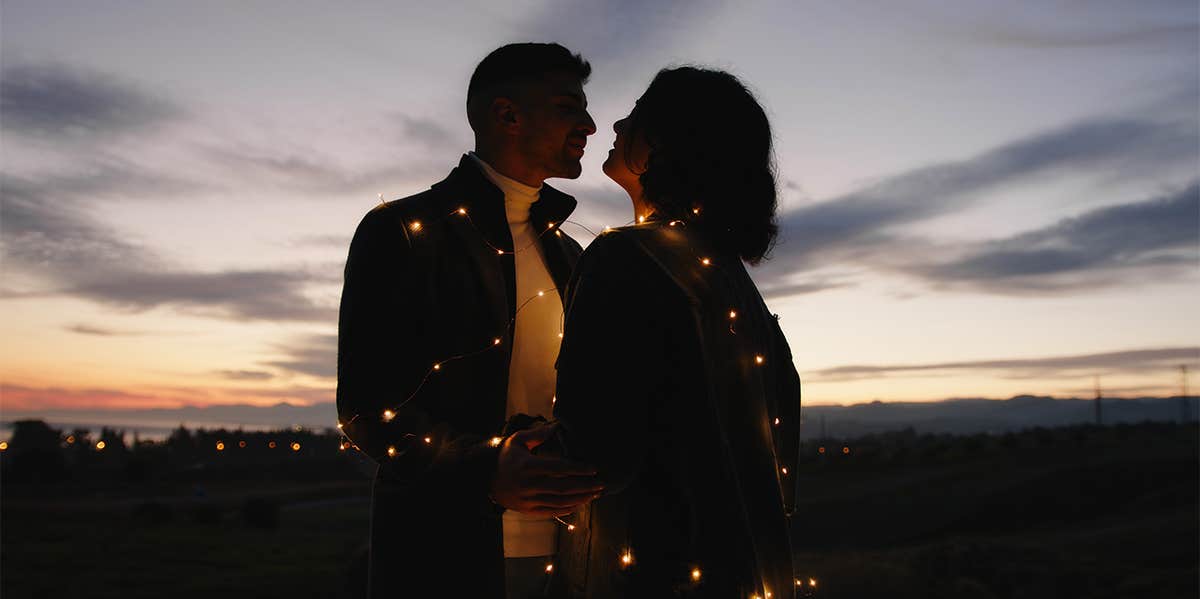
[2,1,1197,420]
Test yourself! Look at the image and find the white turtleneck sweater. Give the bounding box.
[469,152,563,559]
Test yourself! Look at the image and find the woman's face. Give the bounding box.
[602,111,651,209]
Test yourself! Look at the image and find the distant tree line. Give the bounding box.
[0,420,372,485]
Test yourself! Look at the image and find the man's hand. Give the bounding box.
[490,422,604,517]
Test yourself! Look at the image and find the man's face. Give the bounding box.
[514,71,597,181]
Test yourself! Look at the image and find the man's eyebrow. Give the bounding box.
[552,92,586,105]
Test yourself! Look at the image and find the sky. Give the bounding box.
[1,0,1198,419]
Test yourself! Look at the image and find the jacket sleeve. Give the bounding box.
[551,233,668,494]
[770,316,802,517]
[336,206,501,504]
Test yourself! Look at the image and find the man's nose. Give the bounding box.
[580,111,598,136]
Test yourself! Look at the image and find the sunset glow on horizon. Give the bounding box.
[1,2,1197,421]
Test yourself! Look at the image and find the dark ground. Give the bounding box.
[2,422,1196,598]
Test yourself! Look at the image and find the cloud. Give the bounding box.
[65,324,147,336]
[972,22,1199,50]
[809,347,1199,383]
[266,334,338,379]
[215,370,275,381]
[1,62,181,139]
[521,0,722,62]
[755,115,1199,295]
[913,183,1199,291]
[1,173,339,322]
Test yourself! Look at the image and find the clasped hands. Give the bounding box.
[489,421,604,517]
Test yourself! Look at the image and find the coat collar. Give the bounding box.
[431,154,578,234]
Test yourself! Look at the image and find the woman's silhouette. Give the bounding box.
[549,67,801,599]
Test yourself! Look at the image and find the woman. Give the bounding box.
[548,67,802,598]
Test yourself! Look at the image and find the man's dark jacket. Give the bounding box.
[549,223,801,599]
[337,155,583,598]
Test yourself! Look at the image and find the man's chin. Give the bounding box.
[549,159,584,180]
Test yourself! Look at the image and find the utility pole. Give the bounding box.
[1181,365,1192,423]
[1094,375,1103,426]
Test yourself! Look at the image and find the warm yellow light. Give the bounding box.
[795,579,802,587]
[269,441,277,449]
[336,422,344,429]
[751,594,761,599]
[544,563,554,573]
[96,441,106,450]
[552,395,556,404]
[547,221,555,228]
[497,249,505,255]
[216,442,225,451]
[291,442,301,452]
[423,436,432,444]
[818,446,825,454]
[781,467,788,475]
[700,258,711,266]
[383,409,395,422]
[755,355,765,364]
[765,591,773,598]
[458,207,467,215]
[620,551,633,566]
[638,215,646,223]
[729,310,737,319]
[339,442,347,451]
[537,290,545,296]
[692,207,701,215]
[557,332,563,338]
[489,436,503,447]
[555,230,562,236]
[433,363,441,370]
[238,440,246,448]
[494,338,502,345]
[66,435,75,444]
[603,226,612,232]
[387,446,397,457]
[809,578,817,588]
[691,568,701,581]
[0,442,8,451]
[773,417,780,426]
[842,446,850,455]
[409,221,422,231]
[566,524,576,531]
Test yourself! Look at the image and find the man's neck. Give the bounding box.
[473,147,544,188]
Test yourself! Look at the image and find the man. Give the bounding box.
[337,43,602,598]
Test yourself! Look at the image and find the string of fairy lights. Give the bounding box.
[337,197,807,597]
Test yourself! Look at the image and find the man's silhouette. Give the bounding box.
[337,43,600,598]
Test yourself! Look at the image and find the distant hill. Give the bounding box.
[2,395,1197,440]
[802,395,1199,440]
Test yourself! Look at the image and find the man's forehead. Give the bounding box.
[540,72,586,99]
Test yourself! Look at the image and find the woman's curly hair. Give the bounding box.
[625,66,779,265]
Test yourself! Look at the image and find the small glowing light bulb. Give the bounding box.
[291,442,301,452]
[567,524,576,531]
[603,226,612,232]
[216,442,225,451]
[269,441,277,449]
[489,437,503,447]
[729,310,737,319]
[545,563,554,573]
[458,207,467,215]
[336,422,344,429]
[691,568,701,581]
[383,410,395,422]
[552,395,556,405]
[843,446,850,454]
[432,363,441,371]
[638,215,646,223]
[409,221,422,232]
[339,442,347,451]
[0,442,7,451]
[555,230,562,236]
[537,290,545,296]
[809,578,817,588]
[387,446,397,457]
[781,467,788,475]
[774,417,780,426]
[692,207,701,215]
[765,591,773,598]
[557,332,563,338]
[547,221,555,228]
[96,441,106,450]
[497,249,505,255]
[423,436,432,444]
[700,258,711,266]
[620,551,633,566]
[494,338,502,345]
[755,355,765,364]
[795,579,802,587]
[238,440,246,448]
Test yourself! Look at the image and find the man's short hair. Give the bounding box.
[466,43,591,132]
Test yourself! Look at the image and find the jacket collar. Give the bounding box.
[432,154,578,234]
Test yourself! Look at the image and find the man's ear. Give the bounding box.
[490,97,519,132]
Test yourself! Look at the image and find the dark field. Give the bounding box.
[2,422,1196,598]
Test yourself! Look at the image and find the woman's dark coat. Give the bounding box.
[550,223,802,598]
